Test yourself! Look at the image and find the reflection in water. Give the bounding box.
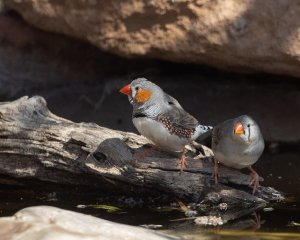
[171,229,300,240]
[168,150,300,239]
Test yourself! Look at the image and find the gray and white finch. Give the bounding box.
[212,115,265,194]
[119,78,212,172]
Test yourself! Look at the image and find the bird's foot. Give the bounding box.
[212,158,219,184]
[178,148,187,174]
[133,146,156,165]
[247,166,259,194]
[178,156,188,174]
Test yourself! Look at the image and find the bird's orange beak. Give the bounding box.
[119,84,132,96]
[234,122,245,135]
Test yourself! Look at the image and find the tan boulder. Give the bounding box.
[3,0,300,77]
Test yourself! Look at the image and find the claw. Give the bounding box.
[247,166,259,194]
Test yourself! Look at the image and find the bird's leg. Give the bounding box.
[133,145,156,164]
[178,147,188,174]
[252,212,261,230]
[212,157,219,184]
[247,166,259,194]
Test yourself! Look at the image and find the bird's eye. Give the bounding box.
[247,124,250,128]
[135,87,139,91]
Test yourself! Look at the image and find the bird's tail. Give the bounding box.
[195,124,213,142]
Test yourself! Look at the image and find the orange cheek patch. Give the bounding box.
[135,89,152,103]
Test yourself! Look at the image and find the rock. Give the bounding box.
[0,12,299,143]
[4,0,300,77]
[0,206,178,240]
[194,216,224,226]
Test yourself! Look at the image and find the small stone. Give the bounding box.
[218,203,228,211]
[194,216,223,226]
[140,224,163,229]
[263,207,274,212]
[76,204,86,208]
[185,210,197,217]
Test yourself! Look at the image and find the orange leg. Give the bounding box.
[212,157,219,184]
[253,212,261,230]
[247,166,259,195]
[178,147,188,173]
[133,146,156,164]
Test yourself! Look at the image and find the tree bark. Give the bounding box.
[0,96,283,209]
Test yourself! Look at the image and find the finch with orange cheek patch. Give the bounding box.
[212,115,265,194]
[119,78,212,173]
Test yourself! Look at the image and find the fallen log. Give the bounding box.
[0,96,283,210]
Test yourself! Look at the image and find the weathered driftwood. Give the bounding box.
[0,96,283,208]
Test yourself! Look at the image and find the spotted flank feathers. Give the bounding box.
[156,114,195,139]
